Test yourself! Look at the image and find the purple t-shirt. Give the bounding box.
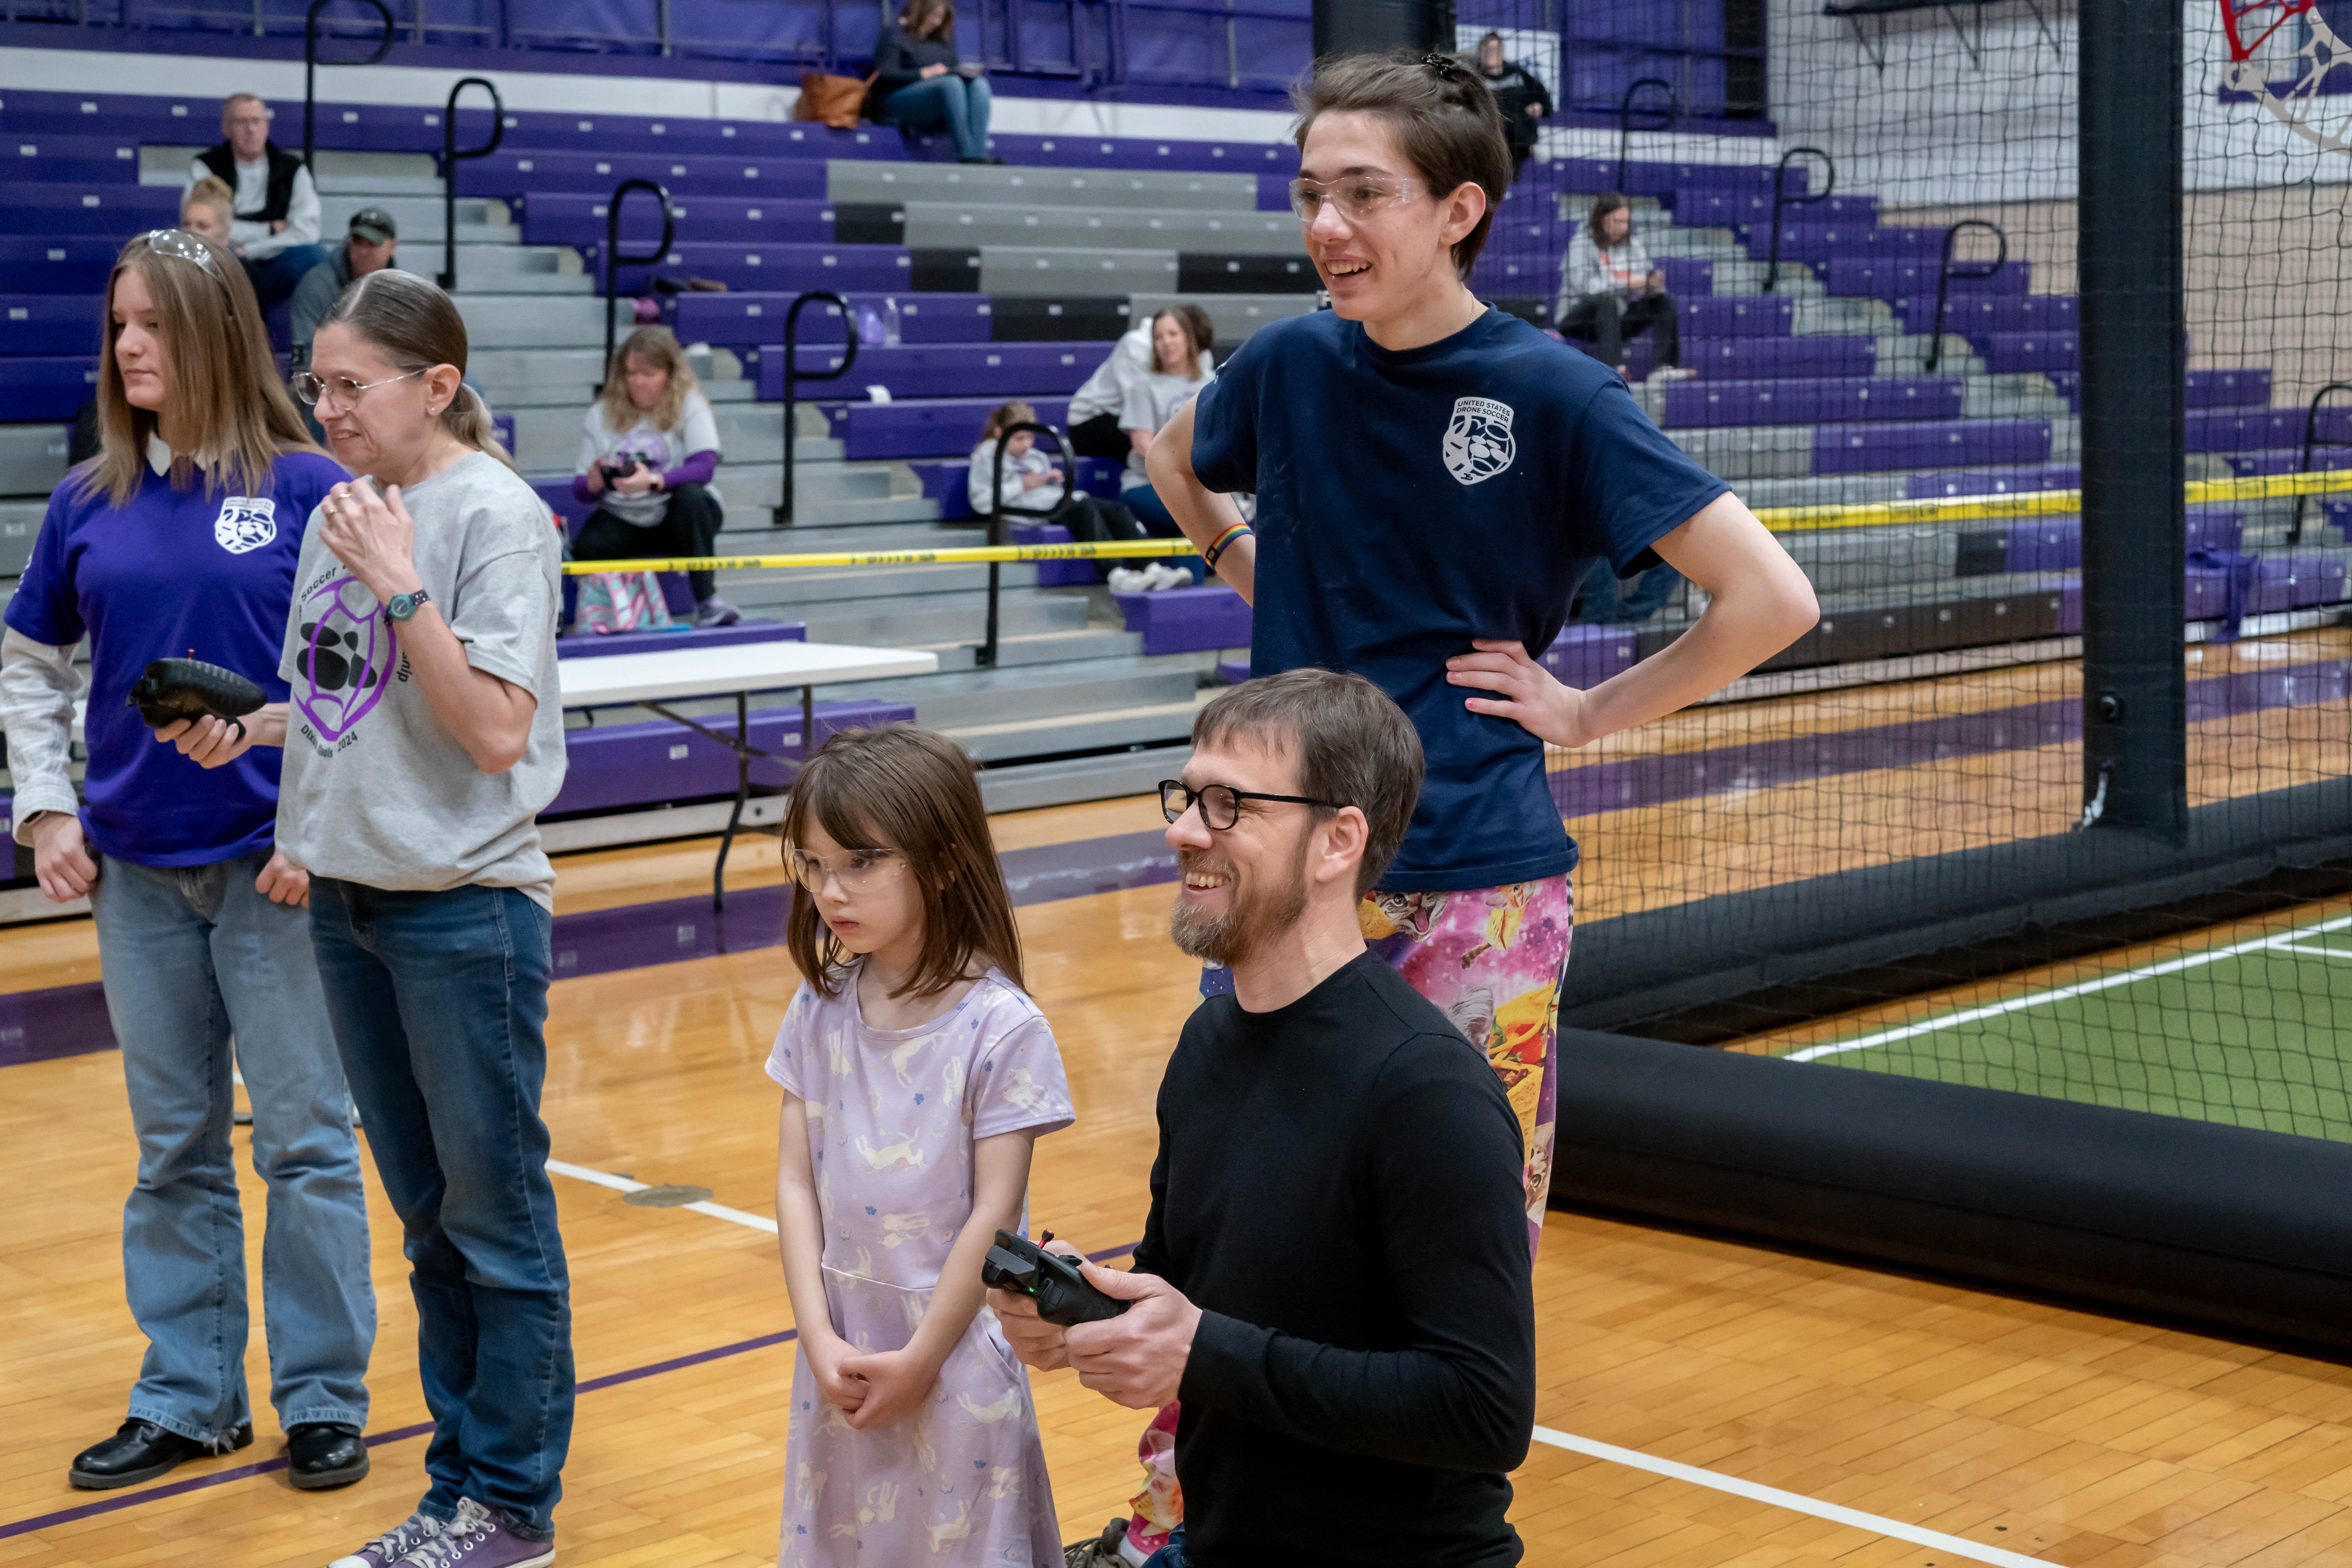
[5,452,346,866]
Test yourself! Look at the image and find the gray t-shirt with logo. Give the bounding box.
[275,450,567,907]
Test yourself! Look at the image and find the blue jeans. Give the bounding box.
[1142,1527,1189,1568]
[241,243,329,310]
[1570,555,1684,624]
[309,878,572,1539]
[1123,481,1183,537]
[87,849,373,1443]
[876,74,993,160]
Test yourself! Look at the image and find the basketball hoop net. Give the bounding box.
[2220,0,2352,154]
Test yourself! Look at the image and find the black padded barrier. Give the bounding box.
[1548,1028,2352,1352]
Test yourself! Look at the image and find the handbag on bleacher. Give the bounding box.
[795,70,878,131]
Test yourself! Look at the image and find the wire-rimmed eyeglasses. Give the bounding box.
[292,367,426,409]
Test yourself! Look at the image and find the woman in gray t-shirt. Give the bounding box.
[172,269,574,1568]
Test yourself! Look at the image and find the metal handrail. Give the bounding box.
[1762,145,1833,294]
[436,76,504,290]
[1613,76,1675,194]
[303,0,393,172]
[774,291,858,525]
[1924,218,2007,375]
[598,179,676,392]
[2290,381,2352,543]
[980,419,1074,670]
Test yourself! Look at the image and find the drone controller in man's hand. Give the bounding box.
[981,1230,1130,1327]
[127,658,266,741]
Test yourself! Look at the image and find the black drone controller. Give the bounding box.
[981,1230,1129,1327]
[599,456,645,486]
[126,657,266,741]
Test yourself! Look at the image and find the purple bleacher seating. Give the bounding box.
[1826,258,2031,301]
[7,134,142,181]
[0,187,181,238]
[0,239,122,293]
[2186,369,2272,408]
[915,455,1122,519]
[1906,466,2080,498]
[1681,336,1876,379]
[457,151,827,202]
[823,397,1074,461]
[2186,508,2245,554]
[519,193,835,249]
[0,356,98,420]
[1111,584,1251,656]
[1753,223,1947,269]
[2004,519,2080,572]
[969,132,1297,174]
[500,112,901,160]
[1004,520,1096,587]
[1813,419,2052,474]
[558,618,806,659]
[1682,296,1793,338]
[1661,376,1964,428]
[2220,448,2352,476]
[544,697,915,816]
[529,475,579,531]
[1539,624,1638,688]
[586,242,914,296]
[1975,332,2078,373]
[1896,295,2078,336]
[2250,555,2349,612]
[682,292,992,350]
[1653,257,1714,297]
[1,296,102,355]
[763,341,1113,402]
[2190,408,2352,452]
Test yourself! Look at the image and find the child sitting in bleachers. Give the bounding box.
[967,401,1187,588]
[178,178,235,249]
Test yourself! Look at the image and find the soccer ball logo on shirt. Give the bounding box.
[212,496,278,554]
[1442,397,1516,486]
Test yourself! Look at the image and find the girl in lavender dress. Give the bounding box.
[769,725,1073,1564]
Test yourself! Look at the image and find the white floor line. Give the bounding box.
[1530,1426,2051,1568]
[1787,913,2352,1062]
[545,1158,779,1235]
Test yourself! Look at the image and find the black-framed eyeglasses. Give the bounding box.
[1159,779,1342,831]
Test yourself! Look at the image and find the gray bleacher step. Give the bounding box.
[1877,337,1984,376]
[831,162,1261,213]
[1,498,42,576]
[0,424,70,499]
[717,514,969,547]
[453,294,619,351]
[974,744,1194,814]
[902,202,1304,256]
[450,274,593,295]
[1736,474,1913,509]
[787,589,1091,647]
[1795,297,1900,336]
[978,247,1188,298]
[733,493,939,528]
[470,348,610,400]
[1782,524,1963,595]
[718,463,929,514]
[828,656,1201,730]
[1964,376,2071,419]
[909,624,1144,669]
[713,560,1042,606]
[943,696,1206,768]
[1127,292,1318,345]
[448,244,581,278]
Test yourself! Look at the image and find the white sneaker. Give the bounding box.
[1145,563,1196,591]
[1107,566,1151,593]
[328,1510,442,1568]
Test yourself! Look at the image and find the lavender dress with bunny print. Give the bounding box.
[766,965,1074,1564]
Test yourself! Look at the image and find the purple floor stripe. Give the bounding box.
[0,1242,1137,1540]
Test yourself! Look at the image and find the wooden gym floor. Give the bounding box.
[11,652,2352,1564]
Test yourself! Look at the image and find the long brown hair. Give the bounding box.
[75,229,324,508]
[1292,47,1512,277]
[1150,307,1212,381]
[898,0,954,39]
[597,324,698,436]
[316,269,519,473]
[978,399,1036,445]
[783,725,1024,1000]
[1587,192,1632,247]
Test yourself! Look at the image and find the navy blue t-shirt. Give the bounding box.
[6,452,345,867]
[1191,307,1728,892]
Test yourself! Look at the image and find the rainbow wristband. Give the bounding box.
[1203,523,1252,570]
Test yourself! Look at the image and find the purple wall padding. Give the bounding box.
[1110,584,1250,655]
[546,697,914,816]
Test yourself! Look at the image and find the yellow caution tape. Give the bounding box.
[561,536,1204,575]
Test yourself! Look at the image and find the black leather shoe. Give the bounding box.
[68,1418,252,1490]
[286,1422,370,1490]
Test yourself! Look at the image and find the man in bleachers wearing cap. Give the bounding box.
[291,207,401,375]
[185,92,328,311]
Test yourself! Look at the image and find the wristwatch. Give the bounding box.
[385,588,432,622]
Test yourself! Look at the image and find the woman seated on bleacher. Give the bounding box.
[1118,307,1217,539]
[868,0,997,165]
[1555,193,1695,385]
[967,400,1183,588]
[1067,307,1217,461]
[571,325,735,628]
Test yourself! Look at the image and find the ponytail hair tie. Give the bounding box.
[1423,51,1466,82]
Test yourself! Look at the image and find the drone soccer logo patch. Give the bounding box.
[1442,397,1517,486]
[212,495,278,555]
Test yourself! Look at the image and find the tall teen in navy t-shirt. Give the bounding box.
[0,230,375,1495]
[1149,51,1818,1256]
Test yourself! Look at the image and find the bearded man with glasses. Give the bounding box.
[991,667,1537,1568]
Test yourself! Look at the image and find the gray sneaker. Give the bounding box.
[397,1499,554,1568]
[693,595,740,628]
[328,1510,442,1568]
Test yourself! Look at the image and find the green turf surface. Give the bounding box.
[1780,913,2352,1142]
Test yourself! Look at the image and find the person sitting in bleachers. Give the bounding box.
[185,93,328,311]
[967,399,1163,584]
[1557,193,1694,384]
[177,177,236,250]
[1474,32,1551,183]
[1067,307,1217,462]
[1118,306,1217,543]
[290,207,400,376]
[570,326,737,627]
[868,0,998,164]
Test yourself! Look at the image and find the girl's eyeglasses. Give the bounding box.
[140,229,230,289]
[1287,176,1426,223]
[789,846,909,893]
[293,367,426,409]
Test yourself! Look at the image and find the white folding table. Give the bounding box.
[559,639,938,907]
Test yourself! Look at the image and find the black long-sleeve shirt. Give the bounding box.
[871,21,962,98]
[1130,950,1537,1567]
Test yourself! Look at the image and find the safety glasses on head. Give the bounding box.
[139,228,230,289]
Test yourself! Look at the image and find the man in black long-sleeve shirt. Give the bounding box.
[991,669,1537,1567]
